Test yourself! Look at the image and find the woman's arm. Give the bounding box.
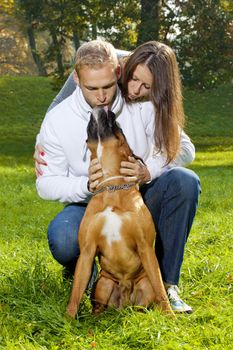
[47,71,77,112]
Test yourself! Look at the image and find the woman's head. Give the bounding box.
[123,41,181,102]
[122,41,185,163]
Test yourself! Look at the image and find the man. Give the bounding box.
[36,39,200,313]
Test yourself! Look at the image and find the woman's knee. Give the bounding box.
[168,167,201,201]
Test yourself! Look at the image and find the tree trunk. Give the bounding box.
[72,29,80,51]
[137,0,161,45]
[50,30,64,79]
[27,25,47,76]
[92,23,97,39]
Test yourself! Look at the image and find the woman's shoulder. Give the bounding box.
[121,101,155,130]
[139,100,154,111]
[122,100,154,116]
[128,100,155,117]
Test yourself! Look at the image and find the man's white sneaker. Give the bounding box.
[166,285,193,314]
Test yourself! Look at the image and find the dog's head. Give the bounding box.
[87,107,133,162]
[87,107,119,142]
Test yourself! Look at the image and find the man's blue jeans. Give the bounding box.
[48,167,200,285]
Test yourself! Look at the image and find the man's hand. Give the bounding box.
[88,158,103,192]
[33,144,47,177]
[120,156,151,185]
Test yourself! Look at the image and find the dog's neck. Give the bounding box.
[91,132,134,190]
[96,175,125,189]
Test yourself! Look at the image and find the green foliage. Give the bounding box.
[173,0,232,89]
[94,0,140,50]
[220,0,233,12]
[0,0,14,14]
[12,0,140,80]
[15,0,44,23]
[0,76,233,348]
[9,1,233,89]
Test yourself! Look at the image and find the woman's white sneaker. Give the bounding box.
[166,285,193,313]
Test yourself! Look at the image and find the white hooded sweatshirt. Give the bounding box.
[36,86,195,203]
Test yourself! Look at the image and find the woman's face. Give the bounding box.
[127,64,153,101]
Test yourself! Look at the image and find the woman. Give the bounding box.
[122,42,184,165]
[35,41,200,313]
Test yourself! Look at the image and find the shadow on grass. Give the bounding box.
[190,164,233,171]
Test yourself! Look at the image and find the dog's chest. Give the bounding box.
[100,206,122,245]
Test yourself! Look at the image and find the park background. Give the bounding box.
[0,1,233,349]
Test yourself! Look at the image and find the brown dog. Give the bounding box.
[66,107,174,319]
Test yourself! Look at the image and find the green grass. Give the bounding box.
[184,84,233,151]
[0,77,233,349]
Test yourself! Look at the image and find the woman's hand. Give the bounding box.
[33,144,47,177]
[120,156,151,185]
[88,158,103,192]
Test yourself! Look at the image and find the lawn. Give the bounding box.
[0,77,232,349]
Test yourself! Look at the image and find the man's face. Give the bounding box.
[76,62,120,108]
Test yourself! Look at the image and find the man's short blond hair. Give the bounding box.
[75,40,118,76]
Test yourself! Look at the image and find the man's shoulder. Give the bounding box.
[43,95,74,127]
[47,95,72,117]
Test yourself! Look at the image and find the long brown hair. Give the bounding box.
[122,41,185,164]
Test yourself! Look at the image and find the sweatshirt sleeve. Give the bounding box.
[36,118,91,203]
[146,131,195,180]
[169,130,195,167]
[47,72,77,112]
[143,108,195,180]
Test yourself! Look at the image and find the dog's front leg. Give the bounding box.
[137,239,175,317]
[66,244,96,319]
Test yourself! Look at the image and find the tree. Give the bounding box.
[9,0,140,79]
[7,0,232,88]
[137,0,161,44]
[15,0,47,76]
[173,0,232,89]
[88,0,140,50]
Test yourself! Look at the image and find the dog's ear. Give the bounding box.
[116,128,144,163]
[131,154,145,165]
[87,114,98,142]
[107,110,116,128]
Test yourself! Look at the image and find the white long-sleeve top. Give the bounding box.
[36,86,195,203]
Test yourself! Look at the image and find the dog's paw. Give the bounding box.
[66,304,78,320]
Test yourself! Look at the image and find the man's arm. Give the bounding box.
[36,119,91,203]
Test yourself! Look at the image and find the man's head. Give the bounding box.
[74,40,121,108]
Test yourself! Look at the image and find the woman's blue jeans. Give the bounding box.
[48,167,200,285]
